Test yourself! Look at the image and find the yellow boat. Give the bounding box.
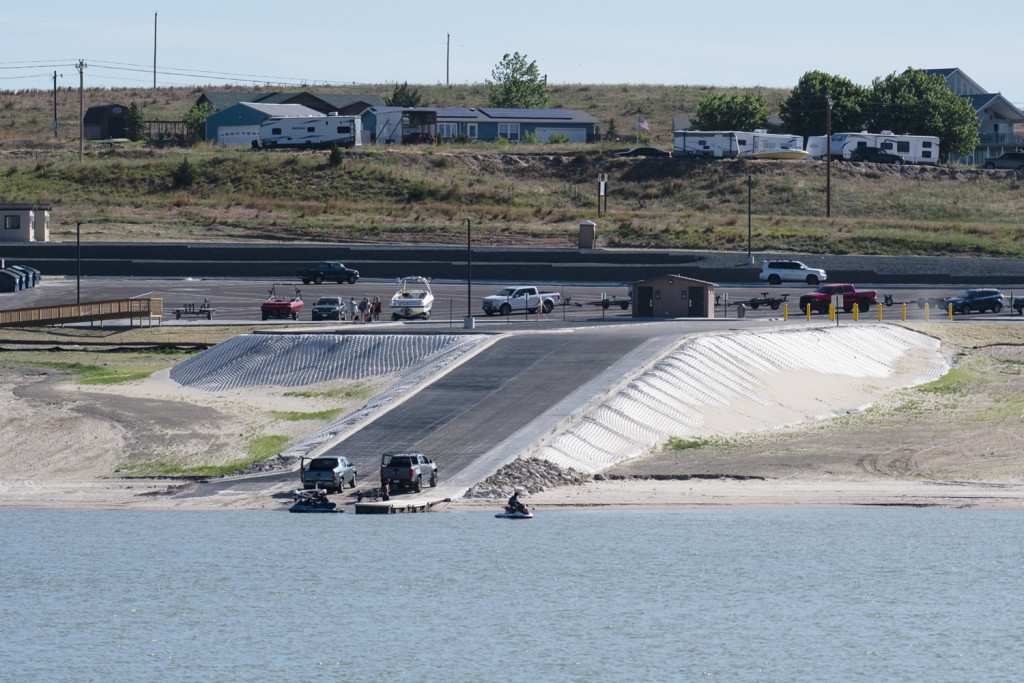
[752,146,809,160]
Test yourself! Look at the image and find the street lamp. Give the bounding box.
[465,217,474,329]
[747,174,752,263]
[826,97,833,218]
[76,221,89,303]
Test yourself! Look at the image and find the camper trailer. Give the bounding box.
[809,132,940,165]
[674,131,740,158]
[675,130,805,159]
[256,115,362,149]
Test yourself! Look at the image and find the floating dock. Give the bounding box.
[354,500,432,514]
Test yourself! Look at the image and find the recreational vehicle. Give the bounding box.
[674,130,805,159]
[256,115,362,149]
[807,132,940,165]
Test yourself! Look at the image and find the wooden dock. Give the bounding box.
[354,500,433,514]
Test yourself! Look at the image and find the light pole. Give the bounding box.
[464,217,474,328]
[747,174,753,263]
[826,97,833,218]
[76,221,88,303]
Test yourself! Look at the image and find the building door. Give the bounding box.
[688,287,705,317]
[637,286,654,316]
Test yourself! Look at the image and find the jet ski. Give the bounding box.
[289,488,342,513]
[495,503,533,519]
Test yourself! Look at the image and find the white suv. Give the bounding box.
[759,260,827,285]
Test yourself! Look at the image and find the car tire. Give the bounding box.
[843,305,853,313]
[349,474,357,489]
[314,275,323,285]
[499,303,511,316]
[302,278,310,285]
[543,300,554,314]
[768,274,782,285]
[806,275,819,285]
[619,301,629,310]
[858,301,870,312]
[262,312,269,320]
[749,302,759,310]
[348,275,357,284]
[291,311,298,320]
[993,302,1003,314]
[983,162,995,170]
[414,476,422,493]
[429,472,437,487]
[819,303,829,315]
[770,302,780,311]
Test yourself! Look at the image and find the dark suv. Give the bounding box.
[981,152,1024,170]
[944,288,1004,315]
[849,147,905,165]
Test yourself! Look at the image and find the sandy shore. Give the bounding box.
[3,323,1024,511]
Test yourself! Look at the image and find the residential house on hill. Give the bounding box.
[925,68,1024,164]
[196,91,384,116]
[204,102,324,145]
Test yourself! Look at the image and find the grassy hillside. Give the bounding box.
[1,84,1021,257]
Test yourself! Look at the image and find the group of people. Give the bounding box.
[345,296,381,323]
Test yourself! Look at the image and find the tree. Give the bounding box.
[779,71,870,139]
[385,81,422,108]
[691,92,768,131]
[183,102,214,146]
[126,101,145,142]
[869,68,979,159]
[485,52,549,109]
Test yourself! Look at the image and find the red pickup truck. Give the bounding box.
[799,284,877,315]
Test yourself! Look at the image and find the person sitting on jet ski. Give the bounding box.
[507,490,524,513]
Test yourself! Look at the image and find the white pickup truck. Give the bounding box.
[482,286,561,316]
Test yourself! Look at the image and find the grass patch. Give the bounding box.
[268,409,343,421]
[116,457,264,478]
[916,367,982,395]
[662,436,719,451]
[247,434,290,459]
[282,384,373,400]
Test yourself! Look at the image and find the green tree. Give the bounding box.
[125,101,145,142]
[691,92,768,131]
[607,118,617,139]
[485,52,549,108]
[171,157,197,188]
[779,71,870,139]
[869,68,979,159]
[183,102,214,146]
[385,81,422,107]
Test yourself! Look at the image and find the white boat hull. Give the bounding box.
[390,276,434,320]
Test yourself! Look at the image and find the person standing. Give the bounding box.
[372,296,381,322]
[349,297,358,323]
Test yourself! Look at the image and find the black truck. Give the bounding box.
[297,261,359,285]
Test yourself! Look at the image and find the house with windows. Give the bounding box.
[204,102,324,146]
[925,68,1024,164]
[362,106,597,144]
[0,203,50,242]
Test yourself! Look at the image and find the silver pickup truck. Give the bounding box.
[300,455,357,493]
[379,452,437,493]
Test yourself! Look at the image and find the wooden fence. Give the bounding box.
[0,298,163,328]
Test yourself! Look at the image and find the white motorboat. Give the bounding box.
[751,146,810,161]
[390,276,434,320]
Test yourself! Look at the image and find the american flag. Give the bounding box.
[637,116,651,132]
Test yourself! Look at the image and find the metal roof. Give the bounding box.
[236,102,324,117]
[478,108,573,120]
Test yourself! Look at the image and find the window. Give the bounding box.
[922,151,932,159]
[438,122,457,139]
[336,126,350,134]
[271,128,282,135]
[896,141,910,153]
[307,127,315,132]
[498,122,520,141]
[4,215,20,230]
[923,141,932,148]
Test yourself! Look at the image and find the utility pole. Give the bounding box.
[52,71,59,139]
[826,97,833,218]
[446,33,449,86]
[77,59,86,162]
[153,13,158,88]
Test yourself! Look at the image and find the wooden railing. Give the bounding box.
[0,298,163,328]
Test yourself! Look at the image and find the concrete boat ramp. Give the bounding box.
[172,322,947,512]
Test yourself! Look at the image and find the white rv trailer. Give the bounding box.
[674,131,739,158]
[807,131,939,164]
[257,115,362,149]
[674,130,804,158]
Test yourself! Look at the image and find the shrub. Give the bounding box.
[328,145,344,167]
[548,133,571,144]
[172,158,197,188]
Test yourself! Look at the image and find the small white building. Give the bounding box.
[0,203,50,242]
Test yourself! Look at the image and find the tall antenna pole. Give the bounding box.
[153,13,157,88]
[77,59,86,162]
[52,71,58,139]
[446,33,450,86]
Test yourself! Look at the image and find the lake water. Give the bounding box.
[2,509,1023,682]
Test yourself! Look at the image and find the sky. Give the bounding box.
[3,0,1021,107]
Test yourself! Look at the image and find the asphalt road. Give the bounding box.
[4,276,1023,325]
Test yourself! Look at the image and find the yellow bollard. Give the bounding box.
[878,304,882,321]
[853,305,859,322]
[829,304,835,321]
[902,303,906,321]
[806,304,811,321]
[948,303,953,320]
[924,303,930,321]
[783,303,788,321]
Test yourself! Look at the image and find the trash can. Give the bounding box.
[579,220,596,249]
[736,303,746,318]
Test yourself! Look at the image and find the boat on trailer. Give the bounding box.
[390,276,434,320]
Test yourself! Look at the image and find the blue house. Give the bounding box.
[204,102,323,146]
[924,68,1024,164]
[362,107,598,144]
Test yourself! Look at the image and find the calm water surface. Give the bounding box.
[2,509,1023,681]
